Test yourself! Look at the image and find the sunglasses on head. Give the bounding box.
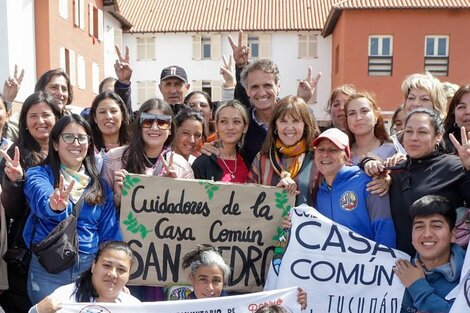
[140,113,172,130]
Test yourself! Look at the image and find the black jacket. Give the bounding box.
[390,150,470,255]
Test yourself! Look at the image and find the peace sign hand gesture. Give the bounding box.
[450,126,470,170]
[3,64,25,102]
[49,175,75,212]
[160,152,178,178]
[114,45,132,84]
[220,55,235,88]
[0,146,23,182]
[297,66,322,103]
[228,30,250,68]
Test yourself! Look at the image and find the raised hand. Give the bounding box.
[450,126,470,170]
[113,169,128,208]
[220,55,235,88]
[228,30,250,68]
[0,146,23,182]
[160,152,177,178]
[297,66,321,103]
[49,175,75,212]
[3,64,25,102]
[114,45,132,84]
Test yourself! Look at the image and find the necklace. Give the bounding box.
[144,153,158,169]
[219,156,237,179]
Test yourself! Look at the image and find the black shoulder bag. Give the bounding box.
[32,193,85,274]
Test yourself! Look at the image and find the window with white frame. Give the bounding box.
[298,34,318,58]
[137,81,156,105]
[136,37,155,61]
[59,47,76,85]
[89,4,103,41]
[192,35,221,60]
[77,54,86,90]
[59,0,68,20]
[193,80,222,101]
[248,36,259,58]
[368,35,393,76]
[425,36,448,57]
[202,37,211,59]
[424,36,449,76]
[74,0,85,30]
[92,62,100,94]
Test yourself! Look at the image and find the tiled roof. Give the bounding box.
[116,0,336,33]
[322,0,470,36]
[333,0,470,9]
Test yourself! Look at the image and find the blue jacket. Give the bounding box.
[315,165,396,247]
[23,165,121,254]
[400,244,465,313]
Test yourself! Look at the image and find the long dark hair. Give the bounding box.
[18,91,63,167]
[35,68,73,107]
[173,107,205,144]
[45,114,104,204]
[88,91,130,152]
[123,98,174,174]
[74,241,135,302]
[405,107,445,153]
[443,84,470,154]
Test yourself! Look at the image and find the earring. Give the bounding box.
[274,129,278,135]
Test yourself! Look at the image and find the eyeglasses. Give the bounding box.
[61,133,90,145]
[140,113,172,130]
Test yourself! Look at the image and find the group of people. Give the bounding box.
[0,29,469,313]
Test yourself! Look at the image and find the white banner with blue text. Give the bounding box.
[449,246,470,312]
[59,287,299,313]
[265,204,410,313]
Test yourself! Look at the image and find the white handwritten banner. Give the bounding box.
[59,287,300,313]
[265,204,410,313]
[449,247,470,312]
[119,175,295,292]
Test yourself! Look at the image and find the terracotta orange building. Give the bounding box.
[35,0,105,107]
[322,1,470,113]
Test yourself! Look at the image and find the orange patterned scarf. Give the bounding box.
[270,138,307,179]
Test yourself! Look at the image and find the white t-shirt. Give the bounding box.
[28,282,140,312]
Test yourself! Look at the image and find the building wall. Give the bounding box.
[35,0,105,107]
[123,31,332,120]
[331,8,470,113]
[0,0,37,103]
[103,9,123,78]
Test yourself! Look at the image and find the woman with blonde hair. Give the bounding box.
[192,100,250,183]
[401,72,447,118]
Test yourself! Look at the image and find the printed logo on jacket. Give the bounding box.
[340,191,358,211]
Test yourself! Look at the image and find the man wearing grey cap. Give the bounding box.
[159,65,190,105]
